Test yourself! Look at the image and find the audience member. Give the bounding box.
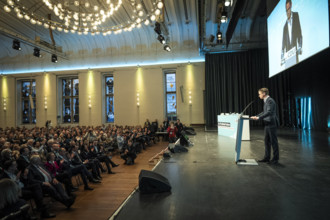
[167,122,178,143]
[0,179,29,219]
[0,160,55,218]
[28,155,75,209]
[0,123,166,217]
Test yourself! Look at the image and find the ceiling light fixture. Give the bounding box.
[224,0,232,7]
[217,31,223,44]
[157,35,166,44]
[12,39,21,50]
[2,0,165,36]
[217,32,222,41]
[154,22,162,35]
[164,44,171,52]
[221,12,228,23]
[33,48,42,57]
[51,54,58,63]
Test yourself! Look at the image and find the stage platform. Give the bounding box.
[113,128,330,220]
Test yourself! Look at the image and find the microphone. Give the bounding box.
[240,100,255,116]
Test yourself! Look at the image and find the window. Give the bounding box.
[165,72,177,118]
[62,78,79,123]
[105,75,114,123]
[21,80,36,124]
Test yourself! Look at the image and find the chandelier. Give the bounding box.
[2,0,164,36]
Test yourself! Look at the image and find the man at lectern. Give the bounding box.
[251,88,280,164]
[281,0,302,65]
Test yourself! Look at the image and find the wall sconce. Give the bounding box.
[188,90,192,105]
[88,95,92,109]
[44,97,48,110]
[3,98,7,111]
[137,92,140,107]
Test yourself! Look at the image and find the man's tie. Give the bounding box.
[38,166,52,182]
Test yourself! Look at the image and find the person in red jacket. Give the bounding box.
[167,122,177,143]
[45,152,78,195]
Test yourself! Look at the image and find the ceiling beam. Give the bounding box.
[225,0,246,47]
[0,27,68,60]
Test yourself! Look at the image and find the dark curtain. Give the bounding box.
[289,48,330,131]
[205,48,330,131]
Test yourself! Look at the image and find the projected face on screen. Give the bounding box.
[281,0,303,67]
[268,0,329,77]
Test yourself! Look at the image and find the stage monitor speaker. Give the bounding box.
[139,170,171,194]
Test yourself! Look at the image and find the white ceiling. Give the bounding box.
[0,0,267,74]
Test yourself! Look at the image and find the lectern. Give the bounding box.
[217,114,257,165]
[235,116,258,165]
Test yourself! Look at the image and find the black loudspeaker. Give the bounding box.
[139,170,171,194]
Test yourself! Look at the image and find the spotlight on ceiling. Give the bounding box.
[217,32,222,41]
[154,22,161,35]
[224,0,231,7]
[221,12,227,23]
[33,48,42,58]
[51,54,58,63]
[217,31,223,44]
[157,35,166,44]
[12,40,21,51]
[164,44,171,52]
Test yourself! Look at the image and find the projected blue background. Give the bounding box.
[268,0,329,77]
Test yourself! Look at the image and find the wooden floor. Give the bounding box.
[49,141,168,220]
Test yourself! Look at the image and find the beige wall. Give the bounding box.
[176,63,205,125]
[0,62,205,128]
[35,73,58,127]
[79,70,103,126]
[115,67,165,126]
[0,76,16,128]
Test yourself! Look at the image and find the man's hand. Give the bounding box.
[43,182,52,187]
[250,116,259,120]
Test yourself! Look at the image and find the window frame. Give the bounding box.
[104,74,115,123]
[164,70,177,119]
[20,80,36,124]
[61,77,79,124]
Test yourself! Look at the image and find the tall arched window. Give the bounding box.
[21,80,36,124]
[105,75,114,123]
[62,78,79,123]
[165,71,177,120]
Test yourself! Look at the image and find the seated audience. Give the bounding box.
[71,144,102,180]
[28,155,75,209]
[0,123,163,217]
[57,147,98,190]
[120,139,137,165]
[175,119,184,138]
[45,152,78,195]
[0,160,55,218]
[89,140,117,174]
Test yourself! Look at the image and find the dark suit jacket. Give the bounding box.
[282,12,302,55]
[0,171,29,188]
[257,97,280,127]
[16,156,30,172]
[27,164,54,186]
